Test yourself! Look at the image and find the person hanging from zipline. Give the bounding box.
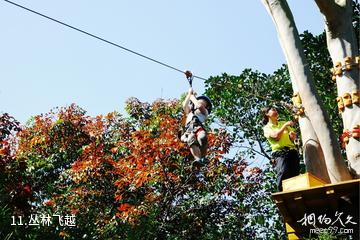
[181,71,212,167]
[262,106,300,191]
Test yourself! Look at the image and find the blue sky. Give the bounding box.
[0,0,324,123]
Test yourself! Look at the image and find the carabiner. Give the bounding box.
[185,70,193,87]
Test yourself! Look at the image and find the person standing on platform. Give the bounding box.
[262,107,300,191]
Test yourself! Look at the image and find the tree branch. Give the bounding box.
[255,134,272,160]
[315,0,357,44]
[314,0,346,22]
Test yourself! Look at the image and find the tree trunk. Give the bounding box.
[278,33,331,183]
[262,0,352,182]
[289,71,331,183]
[315,0,360,177]
[299,117,330,183]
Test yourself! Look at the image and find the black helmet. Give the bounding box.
[196,96,212,114]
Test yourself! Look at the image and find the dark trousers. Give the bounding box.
[272,148,300,191]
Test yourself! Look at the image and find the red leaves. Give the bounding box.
[82,115,105,139]
[116,202,148,223]
[44,200,55,206]
[248,167,262,175]
[22,185,31,196]
[111,105,232,222]
[111,104,191,222]
[2,99,232,227]
[233,162,248,177]
[70,208,80,214]
[0,146,9,155]
[110,147,119,154]
[118,203,132,212]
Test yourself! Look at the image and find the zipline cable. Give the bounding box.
[3,0,298,111]
[3,0,208,81]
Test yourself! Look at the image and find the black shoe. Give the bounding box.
[192,159,205,168]
[195,171,206,184]
[202,157,209,165]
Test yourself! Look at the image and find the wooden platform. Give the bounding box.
[282,173,327,191]
[272,178,360,239]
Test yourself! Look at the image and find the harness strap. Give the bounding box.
[194,127,205,138]
[186,115,203,128]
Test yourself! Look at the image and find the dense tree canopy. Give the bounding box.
[2,3,358,238]
[1,98,284,239]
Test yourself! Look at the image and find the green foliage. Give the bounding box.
[205,30,343,159]
[203,29,350,239]
[0,98,287,239]
[307,230,352,240]
[3,30,340,240]
[2,3,357,239]
[300,31,341,137]
[205,66,293,160]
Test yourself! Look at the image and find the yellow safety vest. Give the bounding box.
[263,120,296,152]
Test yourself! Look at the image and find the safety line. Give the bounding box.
[3,0,208,81]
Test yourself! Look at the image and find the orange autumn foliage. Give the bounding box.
[4,100,231,228]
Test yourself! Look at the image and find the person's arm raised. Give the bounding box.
[268,121,294,141]
[182,87,193,114]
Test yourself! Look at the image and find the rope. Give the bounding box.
[3,0,208,81]
[239,89,295,112]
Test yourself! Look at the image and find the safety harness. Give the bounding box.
[180,71,210,146]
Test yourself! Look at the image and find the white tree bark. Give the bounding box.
[289,77,330,183]
[315,0,360,177]
[279,35,330,183]
[262,0,352,182]
[298,117,330,182]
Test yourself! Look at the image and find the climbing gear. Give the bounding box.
[292,92,302,108]
[341,125,360,148]
[336,96,345,113]
[293,106,305,121]
[290,92,305,121]
[184,70,212,114]
[352,90,359,105]
[353,125,360,138]
[343,93,352,107]
[335,90,360,113]
[331,55,360,81]
[181,71,210,160]
[194,127,205,140]
[181,116,206,147]
[185,70,194,87]
[344,57,353,71]
[334,62,343,76]
[341,130,350,148]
